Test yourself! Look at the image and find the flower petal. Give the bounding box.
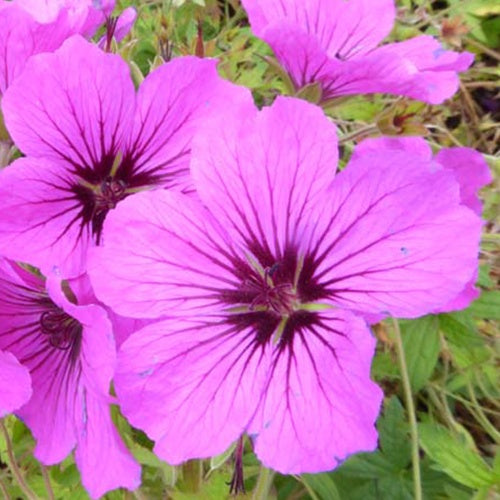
[116,317,271,463]
[47,275,140,496]
[0,259,78,461]
[128,57,252,193]
[0,157,91,278]
[354,136,433,161]
[260,23,333,91]
[435,147,492,214]
[12,0,109,33]
[254,24,421,100]
[2,35,135,168]
[309,147,483,317]
[0,4,73,94]
[89,189,237,319]
[0,350,32,417]
[248,308,382,473]
[74,392,141,499]
[370,35,473,103]
[355,138,492,214]
[242,0,395,57]
[114,6,137,42]
[191,96,338,259]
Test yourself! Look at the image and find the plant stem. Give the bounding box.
[464,36,500,62]
[0,475,11,500]
[252,465,275,500]
[41,465,55,500]
[482,233,500,242]
[0,420,37,500]
[182,459,202,493]
[338,124,379,144]
[466,380,500,444]
[392,318,422,500]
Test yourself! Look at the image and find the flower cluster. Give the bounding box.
[0,0,490,498]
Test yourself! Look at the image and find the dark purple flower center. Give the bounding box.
[39,307,83,355]
[70,152,161,243]
[245,266,298,316]
[95,177,128,212]
[221,245,330,349]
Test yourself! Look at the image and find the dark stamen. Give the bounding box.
[39,307,83,357]
[227,436,245,495]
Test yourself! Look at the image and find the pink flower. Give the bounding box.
[241,0,473,104]
[0,258,140,499]
[0,349,31,417]
[88,97,483,473]
[10,0,112,34]
[0,35,250,278]
[353,136,491,312]
[0,0,111,95]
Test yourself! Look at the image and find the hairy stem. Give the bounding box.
[392,318,422,500]
[466,380,500,444]
[0,475,11,500]
[41,465,55,500]
[0,420,37,500]
[338,124,379,144]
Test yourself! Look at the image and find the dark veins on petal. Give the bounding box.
[0,270,83,383]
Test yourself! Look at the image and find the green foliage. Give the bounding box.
[1,1,498,499]
[401,316,441,393]
[419,423,499,489]
[470,291,500,320]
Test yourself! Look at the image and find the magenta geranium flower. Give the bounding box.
[0,35,249,278]
[0,258,140,498]
[88,97,483,473]
[241,0,473,104]
[0,0,112,95]
[0,349,31,417]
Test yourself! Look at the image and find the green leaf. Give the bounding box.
[209,442,236,473]
[464,0,500,16]
[378,397,411,468]
[172,469,232,500]
[439,311,481,348]
[400,316,440,392]
[295,81,323,104]
[469,291,500,319]
[131,442,177,487]
[371,350,400,380]
[477,264,494,288]
[329,96,384,122]
[334,452,397,479]
[439,311,489,370]
[443,483,474,500]
[419,423,498,488]
[331,455,413,500]
[50,463,81,489]
[301,473,341,500]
